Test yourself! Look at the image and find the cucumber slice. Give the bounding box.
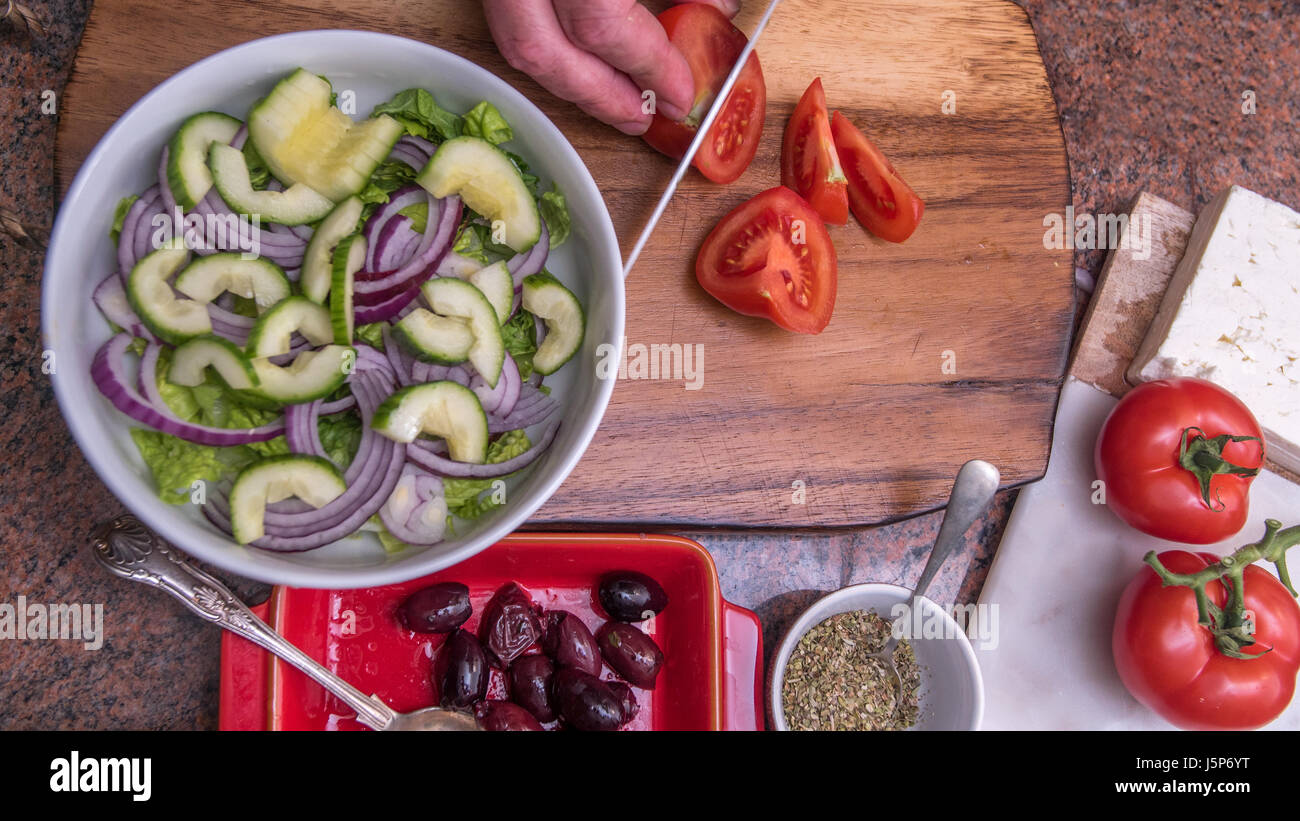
[167,112,242,210]
[330,234,365,345]
[301,196,363,303]
[247,68,404,201]
[208,143,334,225]
[421,277,506,387]
[229,454,346,544]
[169,335,259,389]
[173,253,291,312]
[467,261,514,325]
[372,381,489,464]
[126,245,212,345]
[416,136,541,252]
[522,272,585,375]
[249,344,355,404]
[245,296,334,357]
[393,309,474,365]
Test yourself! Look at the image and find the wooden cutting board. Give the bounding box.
[55,0,1072,526]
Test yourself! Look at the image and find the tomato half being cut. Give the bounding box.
[696,186,837,334]
[642,3,766,184]
[830,111,924,242]
[781,78,848,225]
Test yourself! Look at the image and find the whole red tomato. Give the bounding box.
[1095,377,1264,544]
[1113,548,1300,730]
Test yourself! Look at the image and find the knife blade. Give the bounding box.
[621,0,783,279]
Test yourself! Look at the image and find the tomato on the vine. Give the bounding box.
[1095,377,1264,545]
[1114,545,1300,730]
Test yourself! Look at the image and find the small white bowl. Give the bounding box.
[43,31,623,589]
[768,583,984,731]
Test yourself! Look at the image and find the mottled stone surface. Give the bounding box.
[2,0,1297,729]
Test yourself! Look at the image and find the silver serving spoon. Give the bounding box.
[89,515,479,731]
[867,459,1001,719]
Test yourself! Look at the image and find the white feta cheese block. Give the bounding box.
[1128,185,1300,472]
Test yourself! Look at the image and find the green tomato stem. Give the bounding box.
[1142,520,1300,660]
[1178,426,1262,511]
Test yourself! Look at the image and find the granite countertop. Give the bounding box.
[2,0,1296,729]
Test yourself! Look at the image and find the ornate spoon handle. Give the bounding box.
[89,515,397,730]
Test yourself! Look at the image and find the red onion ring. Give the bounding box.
[91,334,285,446]
[94,272,154,340]
[354,195,461,305]
[379,463,448,545]
[406,421,559,478]
[507,221,549,287]
[470,353,520,415]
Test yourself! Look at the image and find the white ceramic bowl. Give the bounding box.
[43,31,623,588]
[768,583,984,731]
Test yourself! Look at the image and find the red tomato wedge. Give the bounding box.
[642,3,766,184]
[830,111,924,242]
[695,186,837,334]
[781,78,848,225]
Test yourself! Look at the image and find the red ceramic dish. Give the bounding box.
[219,533,763,730]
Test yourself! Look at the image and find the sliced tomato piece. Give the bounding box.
[781,78,848,225]
[695,186,837,334]
[830,111,924,242]
[642,3,766,184]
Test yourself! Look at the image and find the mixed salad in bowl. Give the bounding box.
[90,67,586,555]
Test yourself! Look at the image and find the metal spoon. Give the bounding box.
[88,515,479,731]
[868,459,1001,718]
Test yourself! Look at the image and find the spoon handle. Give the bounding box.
[884,460,1000,655]
[913,460,1001,602]
[88,515,396,731]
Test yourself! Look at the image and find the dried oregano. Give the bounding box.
[782,610,921,731]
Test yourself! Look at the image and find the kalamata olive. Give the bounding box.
[597,570,669,622]
[509,654,557,722]
[596,622,664,689]
[483,646,511,702]
[606,681,640,725]
[553,669,623,732]
[434,629,487,709]
[478,582,544,664]
[542,611,602,676]
[478,701,544,731]
[398,582,472,633]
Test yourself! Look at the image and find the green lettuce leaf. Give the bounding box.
[371,89,462,142]
[462,101,512,146]
[539,183,570,249]
[243,141,273,190]
[318,411,363,469]
[129,429,229,506]
[451,224,491,266]
[443,430,531,520]
[397,201,429,233]
[500,309,538,380]
[354,322,387,351]
[357,160,419,224]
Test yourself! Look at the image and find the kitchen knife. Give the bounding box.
[622,0,783,278]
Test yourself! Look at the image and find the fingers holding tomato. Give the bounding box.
[1095,377,1264,545]
[695,186,837,335]
[641,2,766,184]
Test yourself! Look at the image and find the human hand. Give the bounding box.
[482,0,741,135]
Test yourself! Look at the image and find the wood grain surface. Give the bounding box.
[55,0,1072,526]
